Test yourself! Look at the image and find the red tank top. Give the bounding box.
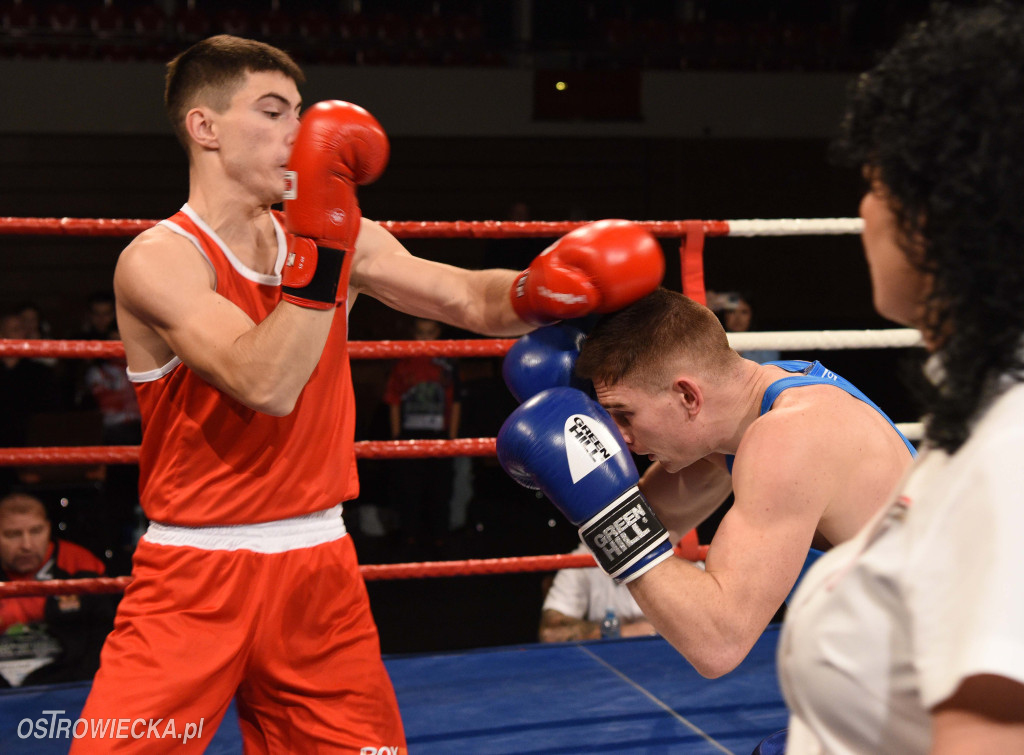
[129,205,359,525]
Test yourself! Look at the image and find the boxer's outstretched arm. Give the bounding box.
[115,226,334,416]
[350,217,664,337]
[350,219,527,336]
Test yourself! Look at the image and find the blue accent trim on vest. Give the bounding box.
[725,360,917,472]
[760,360,917,456]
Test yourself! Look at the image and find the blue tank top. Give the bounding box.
[727,360,916,472]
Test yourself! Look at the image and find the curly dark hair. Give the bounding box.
[832,1,1024,452]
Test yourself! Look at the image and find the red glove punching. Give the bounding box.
[282,100,389,309]
[510,219,665,326]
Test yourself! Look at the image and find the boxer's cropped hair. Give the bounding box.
[165,34,305,152]
[833,1,1024,453]
[576,288,738,391]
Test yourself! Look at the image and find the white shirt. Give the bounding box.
[543,544,648,623]
[778,381,1024,754]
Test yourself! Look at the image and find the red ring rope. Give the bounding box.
[0,545,711,597]
[0,338,517,360]
[0,216,731,239]
[0,439,496,466]
[0,339,525,464]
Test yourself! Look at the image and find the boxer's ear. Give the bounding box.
[185,106,218,151]
[673,376,703,417]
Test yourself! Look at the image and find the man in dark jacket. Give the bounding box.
[0,492,117,687]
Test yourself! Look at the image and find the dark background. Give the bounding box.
[0,0,937,654]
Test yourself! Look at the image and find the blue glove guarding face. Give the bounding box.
[496,386,673,583]
[502,324,589,403]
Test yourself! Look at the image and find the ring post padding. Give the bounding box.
[680,219,707,305]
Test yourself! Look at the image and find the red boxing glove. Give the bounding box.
[282,100,389,309]
[510,219,665,326]
[280,237,342,311]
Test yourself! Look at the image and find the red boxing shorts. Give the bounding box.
[71,506,406,754]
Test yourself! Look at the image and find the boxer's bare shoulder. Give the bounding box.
[114,225,220,373]
[116,225,216,304]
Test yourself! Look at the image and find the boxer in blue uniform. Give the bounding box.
[498,288,915,678]
[739,358,916,458]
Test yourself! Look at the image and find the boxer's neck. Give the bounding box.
[186,190,279,275]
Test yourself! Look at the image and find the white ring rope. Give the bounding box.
[896,423,924,441]
[724,218,864,236]
[719,218,922,439]
[727,329,923,351]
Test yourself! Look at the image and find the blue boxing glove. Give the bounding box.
[502,324,588,403]
[497,386,673,583]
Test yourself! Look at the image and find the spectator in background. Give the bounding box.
[68,291,119,411]
[73,299,138,434]
[0,492,117,688]
[75,291,117,341]
[0,308,61,493]
[539,533,705,643]
[16,301,52,341]
[707,290,781,364]
[16,301,57,368]
[81,326,142,575]
[383,318,462,551]
[539,542,659,643]
[82,326,141,445]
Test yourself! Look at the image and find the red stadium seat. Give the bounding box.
[89,0,125,39]
[174,3,211,44]
[215,7,251,37]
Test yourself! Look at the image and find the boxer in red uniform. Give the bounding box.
[74,35,664,753]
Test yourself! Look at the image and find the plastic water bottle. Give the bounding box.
[600,610,621,639]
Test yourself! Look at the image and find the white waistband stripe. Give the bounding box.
[142,504,347,553]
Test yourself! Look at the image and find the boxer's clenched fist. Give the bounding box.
[282,100,388,310]
[509,220,664,326]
